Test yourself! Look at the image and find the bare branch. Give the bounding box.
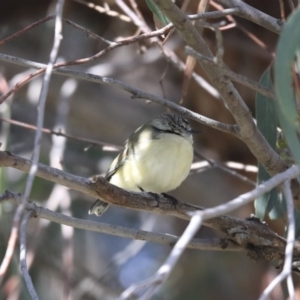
[210,1,274,56]
[120,167,300,299]
[0,0,65,283]
[20,211,39,300]
[119,214,203,300]
[216,0,283,33]
[193,152,257,187]
[152,0,287,179]
[0,151,299,261]
[0,117,121,151]
[0,12,228,102]
[259,180,296,300]
[0,53,237,136]
[73,0,132,23]
[0,15,113,48]
[189,7,239,20]
[0,15,54,47]
[116,0,150,33]
[185,46,275,98]
[197,166,300,221]
[1,190,240,252]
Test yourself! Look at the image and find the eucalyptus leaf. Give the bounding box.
[145,0,169,26]
[274,6,300,166]
[255,67,278,220]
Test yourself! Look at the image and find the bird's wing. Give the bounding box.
[105,140,130,182]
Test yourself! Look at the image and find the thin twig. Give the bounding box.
[211,1,274,56]
[0,0,65,283]
[0,53,238,136]
[0,190,240,252]
[193,151,257,186]
[0,15,54,47]
[258,180,296,300]
[278,0,286,21]
[185,47,275,98]
[73,0,132,23]
[115,0,151,33]
[0,5,278,104]
[119,214,203,300]
[0,22,173,103]
[128,0,147,24]
[153,0,286,181]
[97,215,157,285]
[0,151,298,257]
[216,0,283,33]
[119,166,300,299]
[50,78,74,300]
[1,117,254,188]
[189,7,239,20]
[0,15,112,48]
[20,211,39,300]
[180,0,208,105]
[63,18,113,44]
[198,166,300,221]
[0,9,236,103]
[0,117,121,150]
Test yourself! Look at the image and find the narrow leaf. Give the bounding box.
[145,0,169,26]
[274,6,300,166]
[255,67,278,220]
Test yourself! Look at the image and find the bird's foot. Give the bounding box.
[138,187,178,207]
[138,186,160,201]
[162,193,178,206]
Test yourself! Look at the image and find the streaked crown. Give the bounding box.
[150,113,193,143]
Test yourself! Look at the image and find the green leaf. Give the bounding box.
[273,8,300,235]
[255,67,278,220]
[145,0,169,26]
[274,6,300,166]
[255,68,277,152]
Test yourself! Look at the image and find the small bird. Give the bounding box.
[89,113,194,216]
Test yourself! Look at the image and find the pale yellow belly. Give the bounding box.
[109,134,193,193]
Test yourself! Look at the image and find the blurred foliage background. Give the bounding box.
[0,0,295,299]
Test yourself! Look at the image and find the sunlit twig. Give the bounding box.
[0,54,238,136]
[20,211,39,300]
[258,180,296,300]
[0,0,65,283]
[185,47,275,98]
[0,117,121,151]
[0,190,241,252]
[119,166,300,299]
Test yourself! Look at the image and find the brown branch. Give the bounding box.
[0,8,243,104]
[0,15,112,48]
[0,150,299,262]
[1,190,241,252]
[0,21,172,104]
[210,1,275,56]
[0,117,121,150]
[0,53,237,136]
[153,0,300,215]
[0,0,65,285]
[216,0,283,33]
[185,47,275,98]
[20,211,39,300]
[151,0,287,177]
[73,0,132,23]
[0,15,54,47]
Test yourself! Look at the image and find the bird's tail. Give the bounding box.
[88,199,109,216]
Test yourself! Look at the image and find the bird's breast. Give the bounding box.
[110,133,193,193]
